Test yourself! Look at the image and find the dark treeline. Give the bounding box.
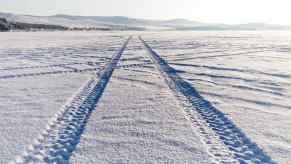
[11,22,68,31]
[0,17,68,31]
[0,17,146,32]
[0,18,10,31]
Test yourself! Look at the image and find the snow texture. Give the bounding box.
[70,37,212,164]
[0,31,290,163]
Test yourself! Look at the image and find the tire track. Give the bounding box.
[0,62,85,71]
[12,36,131,164]
[168,50,268,62]
[0,68,101,80]
[0,62,108,80]
[139,36,275,164]
[116,61,153,69]
[169,62,291,79]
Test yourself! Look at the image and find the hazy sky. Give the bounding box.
[1,0,291,24]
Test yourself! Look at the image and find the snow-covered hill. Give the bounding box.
[2,12,291,31]
[0,12,170,30]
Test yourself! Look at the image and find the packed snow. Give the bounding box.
[70,37,212,163]
[0,31,290,163]
[143,31,291,163]
[0,31,127,162]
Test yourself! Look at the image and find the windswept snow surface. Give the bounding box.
[142,31,291,163]
[0,31,127,163]
[70,38,212,163]
[0,31,291,163]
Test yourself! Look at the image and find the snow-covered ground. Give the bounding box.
[0,31,290,163]
[70,37,212,163]
[143,31,291,163]
[0,31,127,163]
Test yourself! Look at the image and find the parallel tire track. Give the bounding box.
[139,36,275,164]
[12,36,131,164]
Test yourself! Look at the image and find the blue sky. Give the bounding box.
[0,0,291,24]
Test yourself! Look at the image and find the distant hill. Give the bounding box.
[1,12,291,31]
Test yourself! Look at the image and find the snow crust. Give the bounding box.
[0,31,290,163]
[143,31,291,163]
[70,38,212,163]
[0,31,126,163]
